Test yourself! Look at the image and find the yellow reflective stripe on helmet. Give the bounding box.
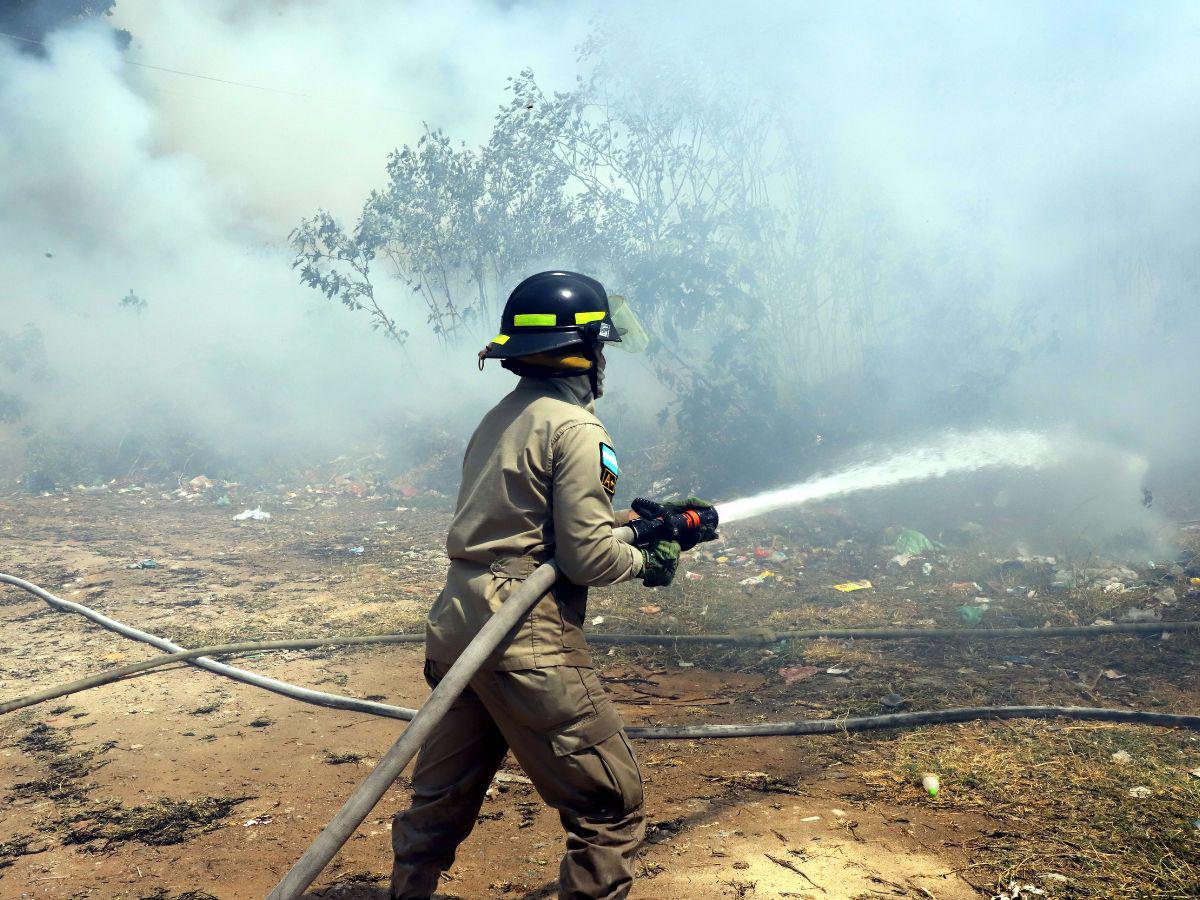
[491,334,510,345]
[574,311,606,324]
[513,313,557,327]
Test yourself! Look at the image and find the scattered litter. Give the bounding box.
[189,475,215,491]
[825,667,851,676]
[591,616,605,626]
[1121,606,1161,623]
[214,495,231,507]
[740,571,774,586]
[1039,874,1069,885]
[1191,577,1200,587]
[1102,669,1126,681]
[1111,750,1133,765]
[1092,618,1115,627]
[684,571,705,581]
[1189,768,1200,779]
[233,507,271,521]
[991,881,1046,900]
[921,561,933,576]
[125,559,158,570]
[833,579,872,592]
[1152,587,1178,606]
[779,665,820,685]
[799,815,821,823]
[921,773,940,797]
[1002,655,1031,665]
[889,553,914,568]
[639,605,662,615]
[895,529,935,555]
[1102,581,1126,595]
[957,604,986,625]
[881,692,907,710]
[493,772,533,786]
[347,546,365,555]
[948,581,981,593]
[243,815,274,827]
[677,660,695,668]
[1128,785,1152,798]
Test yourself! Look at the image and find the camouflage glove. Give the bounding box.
[641,539,681,587]
[662,497,719,550]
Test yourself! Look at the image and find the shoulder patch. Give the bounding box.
[599,442,619,497]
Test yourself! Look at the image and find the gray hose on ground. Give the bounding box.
[6,618,1200,718]
[626,705,1200,739]
[0,573,417,720]
[4,570,1198,722]
[265,539,581,900]
[0,635,422,716]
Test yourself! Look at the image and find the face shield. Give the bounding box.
[606,295,650,353]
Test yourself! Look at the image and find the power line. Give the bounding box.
[0,28,404,111]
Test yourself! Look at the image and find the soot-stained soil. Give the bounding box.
[1,483,1198,898]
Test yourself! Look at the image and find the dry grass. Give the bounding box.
[857,722,1200,898]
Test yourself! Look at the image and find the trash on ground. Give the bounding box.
[1152,587,1177,605]
[242,815,274,827]
[895,529,935,555]
[639,605,662,615]
[189,475,215,491]
[778,665,820,684]
[684,571,704,581]
[957,604,986,625]
[889,553,914,568]
[1121,606,1161,623]
[233,507,271,521]
[833,579,872,592]
[740,571,774,586]
[347,546,365,555]
[991,882,1046,900]
[591,616,605,626]
[948,581,982,593]
[825,667,851,676]
[881,692,906,710]
[125,559,158,570]
[1102,669,1125,680]
[493,772,533,786]
[1111,750,1133,764]
[1128,785,1152,798]
[214,494,231,506]
[921,773,940,797]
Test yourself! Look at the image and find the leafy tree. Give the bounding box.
[0,0,131,53]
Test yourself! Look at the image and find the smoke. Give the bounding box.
[0,1,1197,537]
[0,3,588,478]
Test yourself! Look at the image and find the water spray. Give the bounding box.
[718,429,1060,523]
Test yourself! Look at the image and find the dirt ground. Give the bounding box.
[1,484,1198,899]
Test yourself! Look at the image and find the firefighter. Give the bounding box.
[390,271,696,899]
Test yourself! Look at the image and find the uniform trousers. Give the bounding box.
[390,660,645,899]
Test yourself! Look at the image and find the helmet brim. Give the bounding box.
[481,324,621,359]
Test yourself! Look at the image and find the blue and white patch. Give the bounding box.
[599,442,619,496]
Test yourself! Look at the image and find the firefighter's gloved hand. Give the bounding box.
[663,497,719,550]
[641,539,681,587]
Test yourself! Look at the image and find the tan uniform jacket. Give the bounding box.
[425,375,644,670]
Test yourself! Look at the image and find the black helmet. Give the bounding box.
[481,271,621,361]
